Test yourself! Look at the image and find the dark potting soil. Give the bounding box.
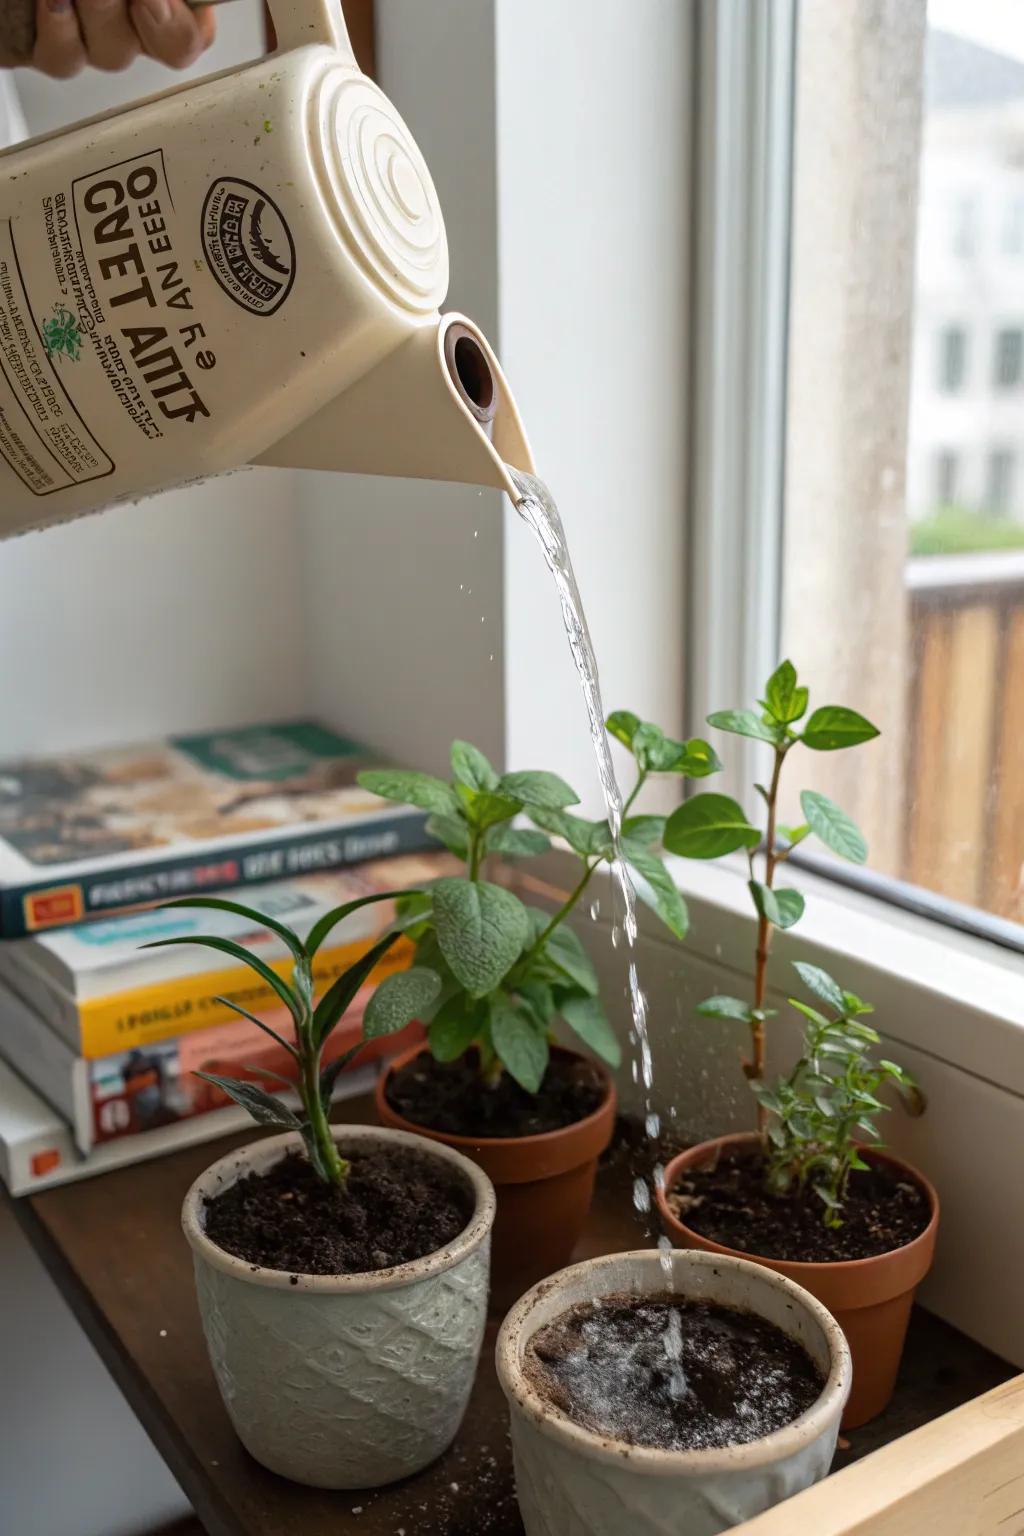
[668,1151,931,1264]
[203,1146,474,1276]
[527,1294,824,1452]
[386,1051,605,1139]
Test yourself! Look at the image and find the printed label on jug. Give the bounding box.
[201,178,296,317]
[0,223,114,495]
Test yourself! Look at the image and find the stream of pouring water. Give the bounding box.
[508,469,678,1334]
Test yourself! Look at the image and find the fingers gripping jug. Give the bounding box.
[0,0,533,539]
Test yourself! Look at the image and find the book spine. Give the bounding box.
[1,811,434,938]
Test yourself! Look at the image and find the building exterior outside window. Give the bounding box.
[994,325,1024,387]
[939,325,968,389]
[986,447,1016,513]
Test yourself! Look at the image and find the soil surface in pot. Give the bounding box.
[526,1294,824,1452]
[203,1146,474,1276]
[668,1151,931,1264]
[386,1050,605,1139]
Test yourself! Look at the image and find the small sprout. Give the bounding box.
[358,718,706,1093]
[756,963,918,1229]
[141,889,434,1187]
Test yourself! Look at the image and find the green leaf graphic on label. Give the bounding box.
[42,306,82,363]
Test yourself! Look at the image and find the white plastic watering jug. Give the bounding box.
[0,0,534,539]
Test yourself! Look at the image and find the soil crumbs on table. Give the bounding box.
[203,1146,473,1275]
[669,1151,931,1264]
[387,1050,605,1138]
[527,1295,824,1452]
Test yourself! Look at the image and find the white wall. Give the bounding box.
[299,0,506,779]
[495,0,691,811]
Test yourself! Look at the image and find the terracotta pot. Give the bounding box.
[497,1247,852,1536]
[376,1044,616,1312]
[655,1132,940,1429]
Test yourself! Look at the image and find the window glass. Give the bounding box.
[782,0,1024,930]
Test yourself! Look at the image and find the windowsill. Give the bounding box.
[663,853,1024,1096]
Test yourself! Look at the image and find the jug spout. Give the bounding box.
[254,314,535,496]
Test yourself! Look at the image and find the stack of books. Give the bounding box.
[0,720,448,1192]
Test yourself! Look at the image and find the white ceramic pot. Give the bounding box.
[182,1125,495,1489]
[496,1248,852,1536]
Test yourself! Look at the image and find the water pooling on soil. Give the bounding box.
[507,469,677,1339]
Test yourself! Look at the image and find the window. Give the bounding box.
[934,449,960,506]
[938,326,968,390]
[994,327,1024,388]
[781,3,1024,932]
[951,194,978,257]
[1004,196,1024,255]
[986,449,1016,514]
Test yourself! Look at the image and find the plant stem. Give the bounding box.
[468,827,483,882]
[518,860,597,974]
[301,1039,347,1186]
[749,744,788,1124]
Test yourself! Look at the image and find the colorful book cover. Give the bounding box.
[0,853,454,1057]
[0,720,434,936]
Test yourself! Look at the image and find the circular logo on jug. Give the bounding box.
[201,178,296,317]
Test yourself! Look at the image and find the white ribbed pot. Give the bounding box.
[182,1125,495,1489]
[496,1249,852,1536]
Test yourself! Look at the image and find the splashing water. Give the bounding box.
[507,468,670,1280]
[664,1307,688,1401]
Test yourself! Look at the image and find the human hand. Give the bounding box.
[6,0,217,78]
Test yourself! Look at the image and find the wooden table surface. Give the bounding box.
[8,1102,1015,1536]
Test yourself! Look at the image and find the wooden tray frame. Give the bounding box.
[735,1375,1024,1535]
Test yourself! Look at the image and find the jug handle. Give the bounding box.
[267,0,357,62]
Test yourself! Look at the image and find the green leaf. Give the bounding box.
[363,967,442,1038]
[605,710,642,749]
[319,1043,366,1111]
[792,962,845,1012]
[159,895,306,965]
[313,930,402,1047]
[485,825,552,857]
[457,787,522,830]
[763,660,809,725]
[672,738,723,778]
[561,994,621,1067]
[356,768,461,816]
[778,823,811,848]
[533,914,600,996]
[142,934,302,1026]
[707,709,783,744]
[426,813,470,860]
[192,1072,301,1129]
[624,845,689,939]
[211,995,298,1059]
[801,707,880,752]
[490,999,549,1091]
[801,790,868,864]
[432,877,529,996]
[450,740,499,792]
[530,807,613,858]
[790,999,830,1029]
[429,994,486,1061]
[621,814,665,848]
[305,889,423,959]
[518,979,556,1025]
[696,995,753,1022]
[747,882,804,930]
[498,770,579,810]
[663,794,761,859]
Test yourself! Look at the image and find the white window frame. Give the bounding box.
[679,0,1024,1365]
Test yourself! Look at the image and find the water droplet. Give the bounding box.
[589,899,601,920]
[632,1177,651,1213]
[473,529,479,538]
[653,1162,666,1192]
[489,653,495,662]
[611,924,622,949]
[645,1112,661,1139]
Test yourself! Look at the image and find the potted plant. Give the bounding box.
[657,662,939,1426]
[359,719,718,1306]
[496,1246,852,1536]
[154,892,496,1489]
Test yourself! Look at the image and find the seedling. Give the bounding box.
[755,963,919,1228]
[663,660,879,1102]
[359,717,718,1092]
[141,892,439,1186]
